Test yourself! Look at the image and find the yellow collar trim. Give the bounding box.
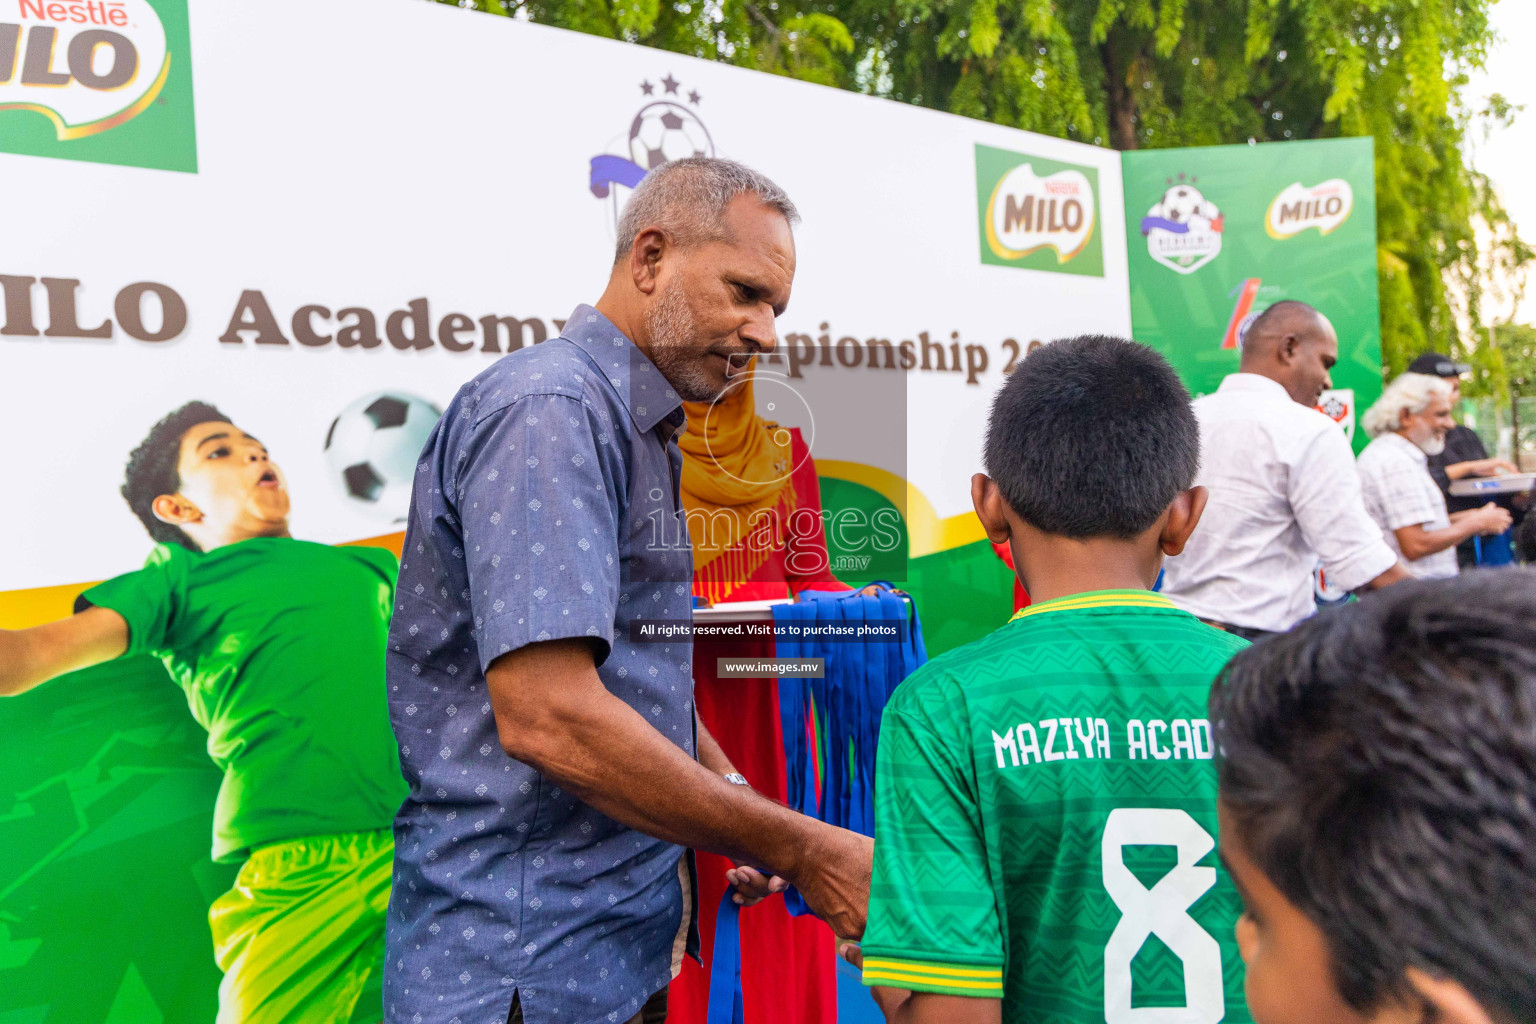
[1010,590,1175,622]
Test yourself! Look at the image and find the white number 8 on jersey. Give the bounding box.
[1101,808,1225,1023]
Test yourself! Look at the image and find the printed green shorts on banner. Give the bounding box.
[208,830,392,1024]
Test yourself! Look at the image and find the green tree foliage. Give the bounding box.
[438,0,1528,383]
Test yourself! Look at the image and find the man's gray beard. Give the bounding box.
[1415,433,1447,456]
[644,281,721,403]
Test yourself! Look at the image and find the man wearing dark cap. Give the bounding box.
[1408,351,1525,566]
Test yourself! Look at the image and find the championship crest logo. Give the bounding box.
[589,73,713,236]
[1140,174,1223,274]
[1315,388,1355,441]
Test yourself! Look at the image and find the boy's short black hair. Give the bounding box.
[122,401,230,552]
[1210,571,1536,1024]
[1518,510,1536,564]
[982,335,1199,538]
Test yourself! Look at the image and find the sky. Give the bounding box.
[1465,0,1536,325]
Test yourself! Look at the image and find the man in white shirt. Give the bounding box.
[1162,301,1407,639]
[1357,372,1512,578]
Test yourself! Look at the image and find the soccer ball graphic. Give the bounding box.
[1154,184,1218,227]
[628,101,713,170]
[324,391,441,521]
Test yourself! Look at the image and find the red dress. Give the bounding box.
[668,430,845,1024]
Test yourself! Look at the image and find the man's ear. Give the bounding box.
[1276,333,1299,367]
[971,473,1011,545]
[628,227,667,296]
[1403,969,1499,1024]
[1159,486,1208,557]
[152,493,201,526]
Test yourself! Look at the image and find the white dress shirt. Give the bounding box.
[1356,431,1459,579]
[1162,373,1399,632]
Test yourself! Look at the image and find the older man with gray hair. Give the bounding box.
[385,158,870,1024]
[1357,372,1512,579]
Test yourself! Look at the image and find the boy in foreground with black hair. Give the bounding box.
[0,402,404,1024]
[852,335,1253,1023]
[1518,509,1536,564]
[1210,570,1536,1024]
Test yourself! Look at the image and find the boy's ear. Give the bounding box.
[151,493,201,526]
[1403,970,1499,1024]
[1159,486,1208,557]
[971,473,1011,545]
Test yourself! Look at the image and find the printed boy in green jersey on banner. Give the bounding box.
[0,402,406,1024]
[858,335,1253,1024]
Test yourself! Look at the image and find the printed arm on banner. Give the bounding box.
[486,636,871,940]
[0,606,128,697]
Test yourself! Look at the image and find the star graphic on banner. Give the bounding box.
[640,79,654,95]
[662,74,680,94]
[687,89,701,105]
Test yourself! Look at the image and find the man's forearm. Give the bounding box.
[487,637,870,938]
[498,671,820,878]
[695,712,740,777]
[1399,520,1482,560]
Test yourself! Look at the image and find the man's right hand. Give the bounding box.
[785,824,873,940]
[1474,503,1514,536]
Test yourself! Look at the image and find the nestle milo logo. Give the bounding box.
[0,0,193,172]
[975,144,1103,277]
[1266,179,1353,239]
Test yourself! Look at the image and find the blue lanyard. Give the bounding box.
[707,894,746,1024]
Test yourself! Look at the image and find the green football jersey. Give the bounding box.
[82,538,407,862]
[863,590,1253,1023]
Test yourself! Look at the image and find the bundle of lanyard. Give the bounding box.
[708,584,928,1024]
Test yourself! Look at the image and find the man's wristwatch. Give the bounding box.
[723,773,751,788]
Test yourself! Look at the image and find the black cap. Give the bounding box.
[1407,352,1471,378]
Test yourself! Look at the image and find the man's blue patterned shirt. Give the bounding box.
[385,305,697,1024]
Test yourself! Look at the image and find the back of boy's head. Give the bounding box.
[982,335,1199,538]
[1210,571,1536,1023]
[122,401,231,552]
[1518,511,1536,564]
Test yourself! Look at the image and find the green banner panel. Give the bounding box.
[1124,137,1382,449]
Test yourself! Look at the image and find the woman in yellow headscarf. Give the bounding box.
[666,367,848,1024]
[677,370,847,605]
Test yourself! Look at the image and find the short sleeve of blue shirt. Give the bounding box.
[456,391,625,672]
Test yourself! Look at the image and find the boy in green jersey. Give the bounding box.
[856,336,1253,1024]
[1211,570,1536,1024]
[0,401,405,1024]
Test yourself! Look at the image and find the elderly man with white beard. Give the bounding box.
[1357,373,1513,579]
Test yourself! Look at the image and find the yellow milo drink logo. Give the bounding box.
[0,0,193,172]
[975,143,1104,277]
[1266,178,1353,238]
[985,164,1095,262]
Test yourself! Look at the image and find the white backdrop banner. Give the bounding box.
[0,0,1129,593]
